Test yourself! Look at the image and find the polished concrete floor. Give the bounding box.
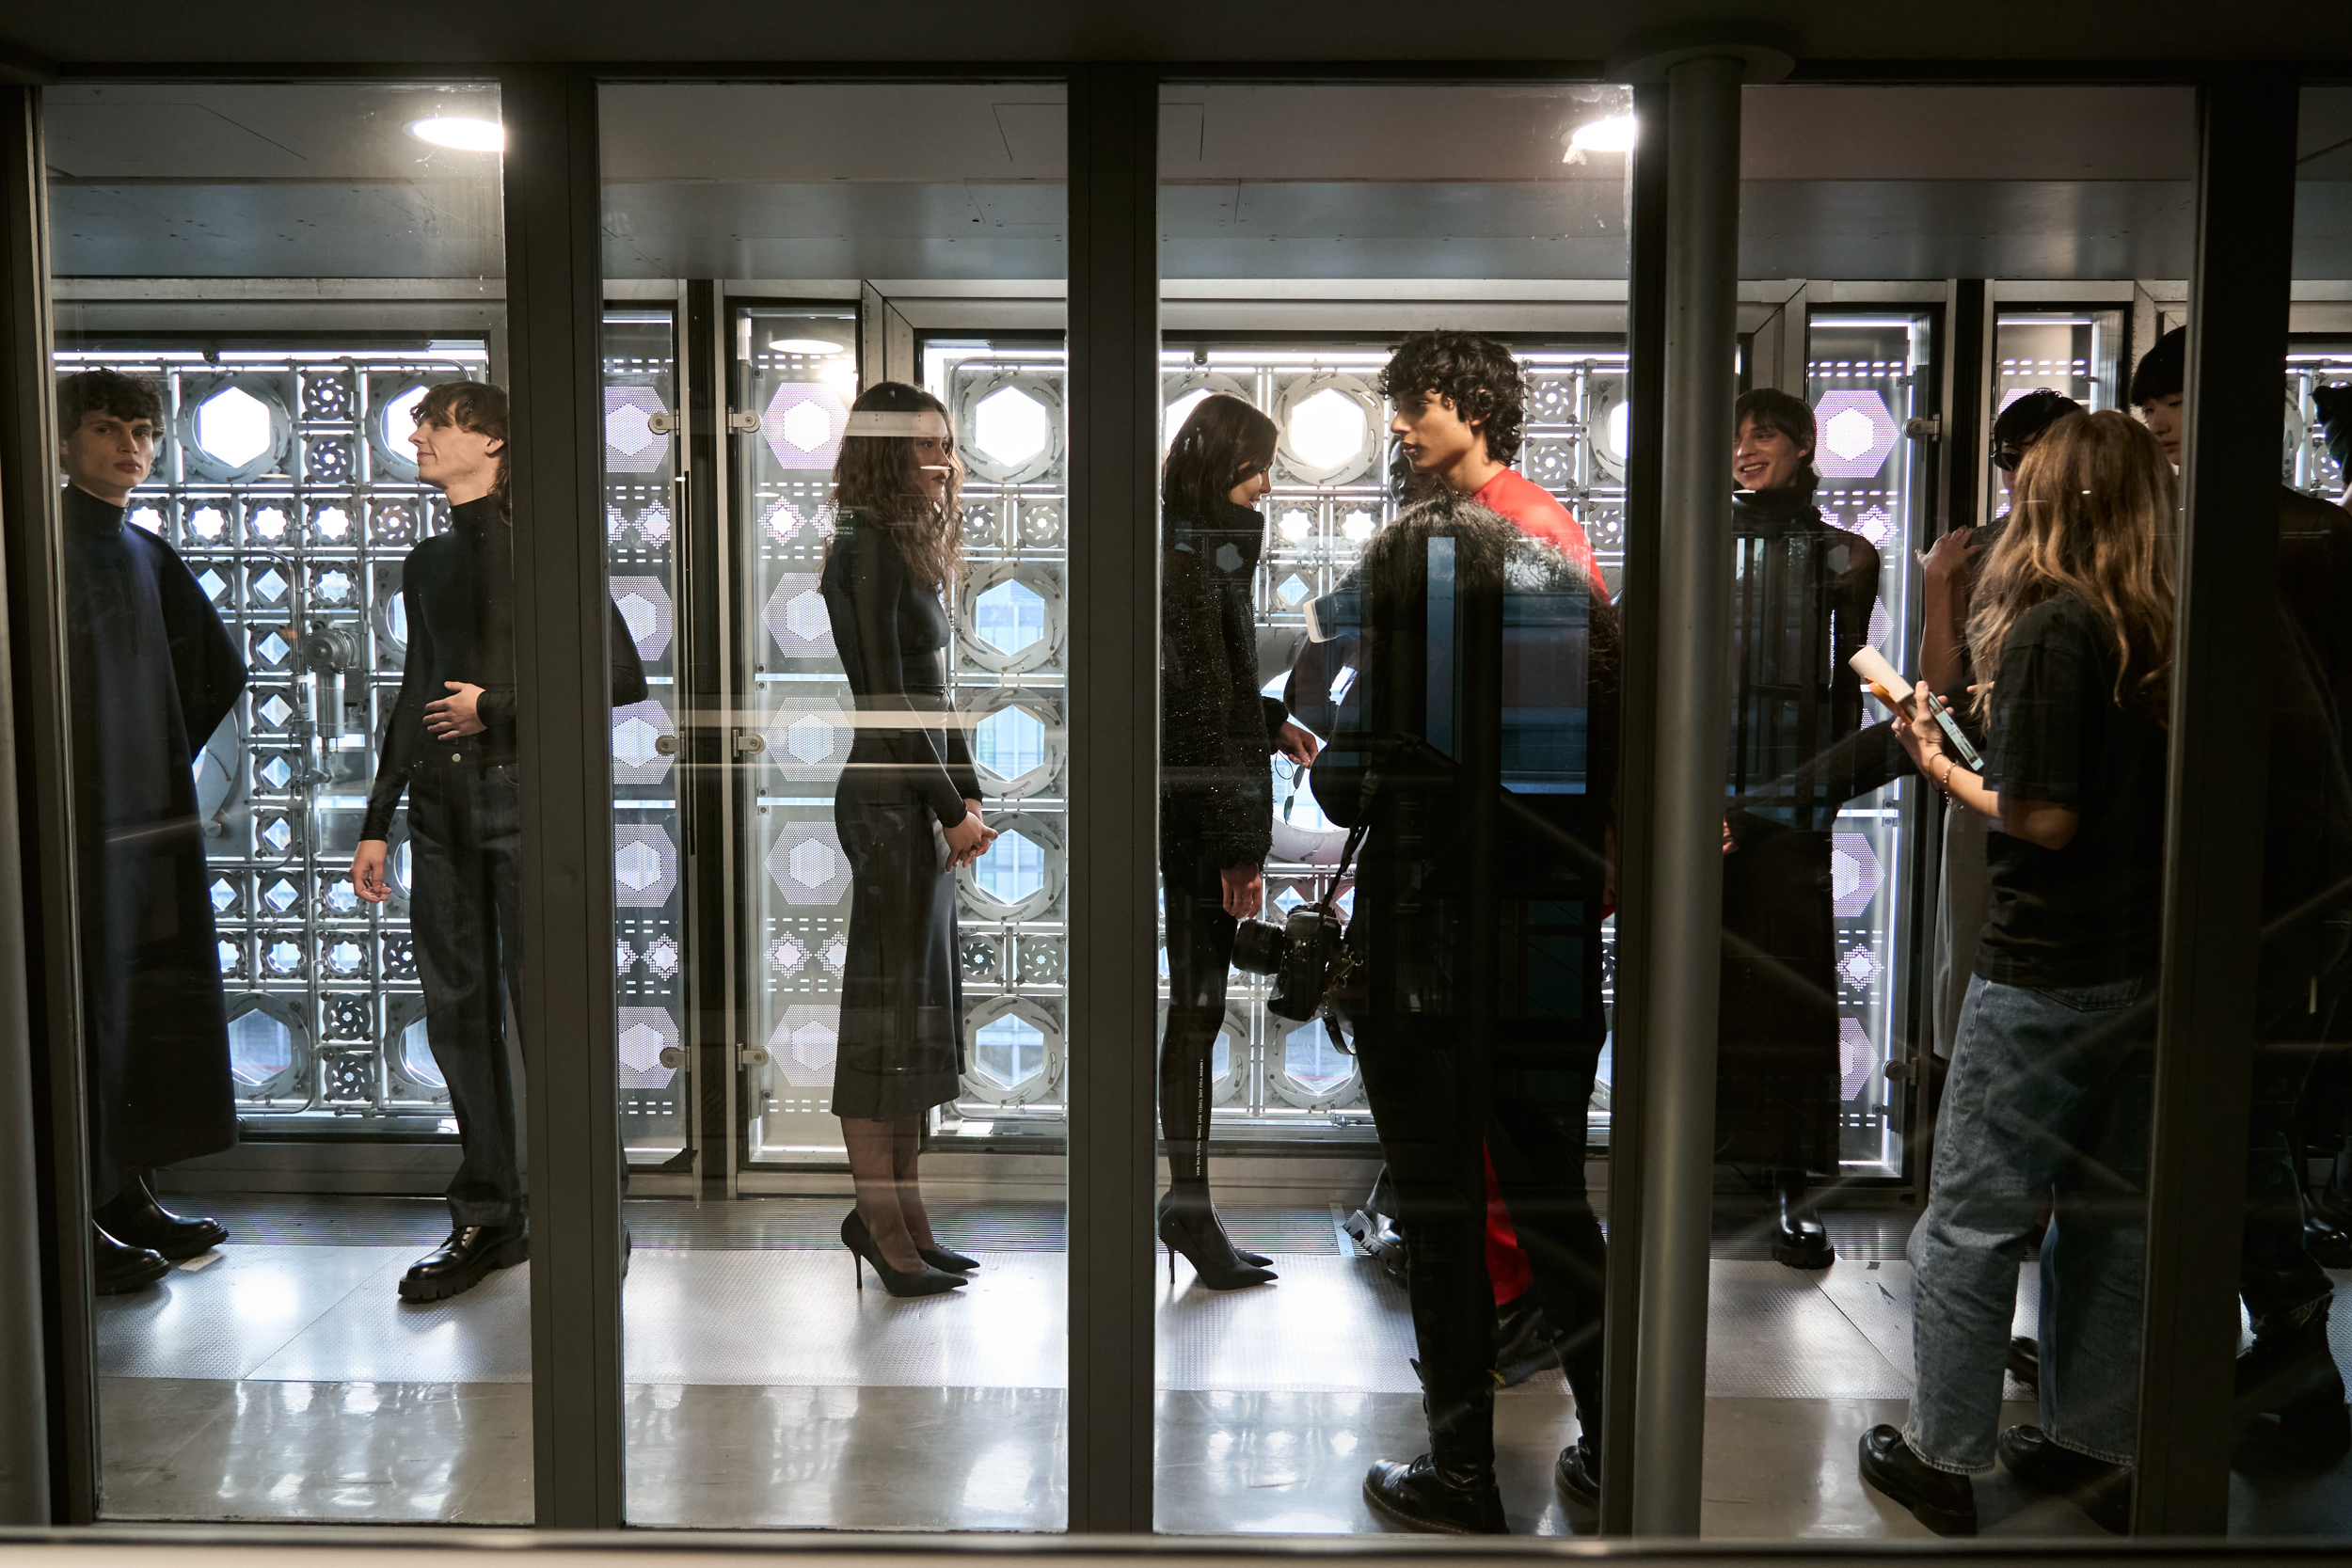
[92,1194,2352,1536]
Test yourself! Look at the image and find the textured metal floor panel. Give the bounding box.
[1158,1255,1422,1393]
[96,1246,416,1380]
[1706,1261,1913,1399]
[248,1250,533,1383]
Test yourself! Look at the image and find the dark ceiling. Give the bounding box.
[4,0,2350,69]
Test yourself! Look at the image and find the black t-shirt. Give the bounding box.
[1974,594,2170,988]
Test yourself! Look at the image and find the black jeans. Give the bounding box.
[407,764,525,1229]
[1356,1003,1606,1465]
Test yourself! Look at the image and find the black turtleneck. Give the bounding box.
[362,494,648,839]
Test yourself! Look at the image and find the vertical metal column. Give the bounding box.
[2131,72,2299,1538]
[1064,63,1158,1535]
[1629,52,1742,1538]
[501,64,628,1530]
[1597,74,1668,1538]
[0,79,70,1526]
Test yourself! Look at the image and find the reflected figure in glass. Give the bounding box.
[1864,411,2177,1535]
[1157,392,1316,1290]
[1718,388,1881,1270]
[1310,490,1618,1533]
[352,381,647,1302]
[820,382,995,1298]
[57,369,246,1295]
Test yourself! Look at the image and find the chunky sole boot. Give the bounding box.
[95,1178,229,1261]
[1771,1173,1835,1270]
[94,1226,171,1295]
[400,1225,529,1304]
[1857,1425,1977,1536]
[1362,1455,1507,1534]
[1552,1438,1600,1512]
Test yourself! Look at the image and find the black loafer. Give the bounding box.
[94,1225,170,1295]
[94,1180,228,1261]
[1553,1437,1600,1511]
[1858,1425,1977,1536]
[1362,1455,1508,1534]
[1997,1425,2129,1533]
[399,1224,528,1303]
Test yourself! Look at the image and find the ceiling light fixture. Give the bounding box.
[770,338,848,355]
[1563,114,1637,162]
[408,117,504,153]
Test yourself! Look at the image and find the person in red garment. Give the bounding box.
[1375,328,1612,1444]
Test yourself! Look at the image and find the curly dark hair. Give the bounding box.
[1375,331,1526,466]
[1163,392,1277,525]
[58,368,163,432]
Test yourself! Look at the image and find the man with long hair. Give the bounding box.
[351,380,645,1303]
[57,368,246,1294]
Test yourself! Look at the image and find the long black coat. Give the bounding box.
[62,485,247,1203]
[1161,499,1286,869]
[1717,487,1880,1175]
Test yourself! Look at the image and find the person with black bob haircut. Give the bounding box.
[1156,391,1318,1289]
[56,367,247,1295]
[820,380,998,1298]
[1719,385,1882,1271]
[352,379,647,1303]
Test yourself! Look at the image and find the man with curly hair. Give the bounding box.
[1377,329,1608,595]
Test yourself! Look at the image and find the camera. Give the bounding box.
[1232,901,1349,1023]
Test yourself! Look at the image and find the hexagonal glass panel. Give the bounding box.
[196,385,275,468]
[972,829,1045,907]
[1284,386,1367,473]
[227,1009,294,1087]
[972,386,1049,467]
[974,704,1047,780]
[974,578,1045,656]
[973,1013,1045,1091]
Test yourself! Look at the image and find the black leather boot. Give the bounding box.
[1857,1425,1976,1536]
[399,1223,528,1303]
[2237,1297,2352,1460]
[1552,1436,1600,1512]
[93,1225,170,1295]
[94,1175,228,1261]
[1771,1170,1834,1270]
[1364,1376,1507,1533]
[1998,1424,2130,1532]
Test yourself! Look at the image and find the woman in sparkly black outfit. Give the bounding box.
[1158,393,1319,1289]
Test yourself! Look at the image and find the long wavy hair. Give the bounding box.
[1966,408,2176,724]
[1164,392,1277,525]
[830,380,961,586]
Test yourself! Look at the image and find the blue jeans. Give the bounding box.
[1905,973,2154,1472]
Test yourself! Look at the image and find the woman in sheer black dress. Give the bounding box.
[820,381,996,1297]
[1720,388,1881,1268]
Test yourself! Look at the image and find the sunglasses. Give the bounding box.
[1991,442,2025,472]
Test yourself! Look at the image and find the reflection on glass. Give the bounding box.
[51,79,519,1524]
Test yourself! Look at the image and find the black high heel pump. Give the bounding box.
[1157,1190,1276,1291]
[842,1211,967,1298]
[919,1243,980,1273]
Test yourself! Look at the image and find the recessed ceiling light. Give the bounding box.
[408,117,504,153]
[770,338,847,355]
[1565,114,1637,160]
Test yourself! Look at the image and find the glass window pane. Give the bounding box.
[598,82,1068,1530]
[1721,82,2193,1539]
[47,81,519,1522]
[1155,79,1629,1535]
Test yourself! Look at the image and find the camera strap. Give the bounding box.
[1328,770,1380,891]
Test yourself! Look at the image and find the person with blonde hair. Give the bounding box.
[1859,410,2175,1534]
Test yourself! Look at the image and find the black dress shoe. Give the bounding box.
[93,1225,170,1295]
[94,1178,228,1261]
[1857,1425,1977,1536]
[1362,1454,1507,1534]
[1771,1172,1835,1270]
[1553,1437,1600,1511]
[2007,1335,2041,1391]
[400,1224,527,1303]
[1997,1424,2130,1532]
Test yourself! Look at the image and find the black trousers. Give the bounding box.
[407,765,525,1228]
[1357,1005,1607,1464]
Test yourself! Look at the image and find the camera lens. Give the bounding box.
[1230,917,1289,976]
